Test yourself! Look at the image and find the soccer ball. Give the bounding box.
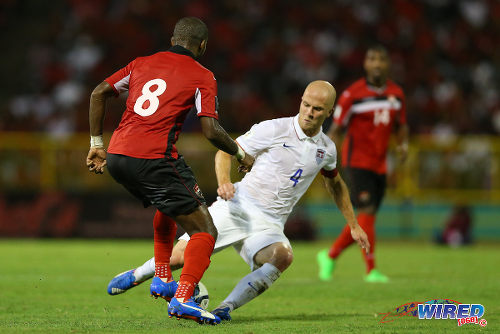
[193,281,209,309]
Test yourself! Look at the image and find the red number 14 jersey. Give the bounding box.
[333,78,406,175]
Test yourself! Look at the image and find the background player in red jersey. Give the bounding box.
[317,45,409,283]
[86,17,254,324]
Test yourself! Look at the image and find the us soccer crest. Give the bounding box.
[316,149,325,165]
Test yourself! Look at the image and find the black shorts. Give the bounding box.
[107,153,206,217]
[343,167,386,211]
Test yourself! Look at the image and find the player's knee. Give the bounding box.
[273,247,294,272]
[282,249,294,269]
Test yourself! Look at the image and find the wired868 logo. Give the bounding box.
[418,302,487,327]
[380,299,487,327]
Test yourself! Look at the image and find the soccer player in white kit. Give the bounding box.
[107,81,370,320]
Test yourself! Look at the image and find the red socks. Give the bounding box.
[174,232,215,301]
[328,224,354,259]
[328,213,376,273]
[153,210,177,281]
[357,213,375,273]
[174,281,195,303]
[152,211,216,301]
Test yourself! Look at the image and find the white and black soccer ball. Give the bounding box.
[193,281,209,309]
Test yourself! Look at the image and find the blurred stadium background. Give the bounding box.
[1,0,499,242]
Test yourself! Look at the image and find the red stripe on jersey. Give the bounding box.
[106,48,219,160]
[333,78,406,174]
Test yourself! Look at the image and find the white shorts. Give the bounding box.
[179,193,290,271]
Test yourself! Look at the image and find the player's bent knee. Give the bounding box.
[272,247,294,272]
[255,242,293,272]
[280,249,294,270]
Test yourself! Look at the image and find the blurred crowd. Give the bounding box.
[1,0,500,137]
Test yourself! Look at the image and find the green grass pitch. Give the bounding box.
[0,239,498,333]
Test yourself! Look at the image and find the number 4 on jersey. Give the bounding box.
[290,169,303,187]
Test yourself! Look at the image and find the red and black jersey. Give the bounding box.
[333,78,406,174]
[105,45,219,160]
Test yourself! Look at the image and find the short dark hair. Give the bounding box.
[173,17,208,46]
[366,44,389,57]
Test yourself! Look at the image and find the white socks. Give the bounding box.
[133,257,155,282]
[221,263,281,311]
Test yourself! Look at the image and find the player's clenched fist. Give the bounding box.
[217,183,236,200]
[86,147,107,174]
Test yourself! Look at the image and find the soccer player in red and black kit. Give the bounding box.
[86,17,254,324]
[317,45,409,283]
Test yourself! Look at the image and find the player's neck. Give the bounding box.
[366,76,387,89]
[302,126,321,137]
[171,44,198,58]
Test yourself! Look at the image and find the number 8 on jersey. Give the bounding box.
[134,79,167,116]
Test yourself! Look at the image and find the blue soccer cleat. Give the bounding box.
[107,269,140,295]
[168,297,221,325]
[212,305,232,321]
[150,276,178,301]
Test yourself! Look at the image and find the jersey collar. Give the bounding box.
[365,78,387,94]
[168,45,196,59]
[293,114,322,143]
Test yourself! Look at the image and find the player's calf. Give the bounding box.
[170,240,187,270]
[220,262,281,315]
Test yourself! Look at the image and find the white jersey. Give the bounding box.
[235,114,337,227]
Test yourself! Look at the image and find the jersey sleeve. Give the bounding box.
[322,141,338,171]
[236,120,276,156]
[195,71,219,120]
[320,141,338,178]
[104,60,136,96]
[333,89,354,127]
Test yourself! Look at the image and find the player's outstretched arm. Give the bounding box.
[214,150,235,200]
[87,81,115,174]
[200,116,255,171]
[323,174,371,253]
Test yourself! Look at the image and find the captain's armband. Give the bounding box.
[320,168,338,179]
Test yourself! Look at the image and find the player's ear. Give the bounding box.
[199,39,207,55]
[171,36,175,46]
